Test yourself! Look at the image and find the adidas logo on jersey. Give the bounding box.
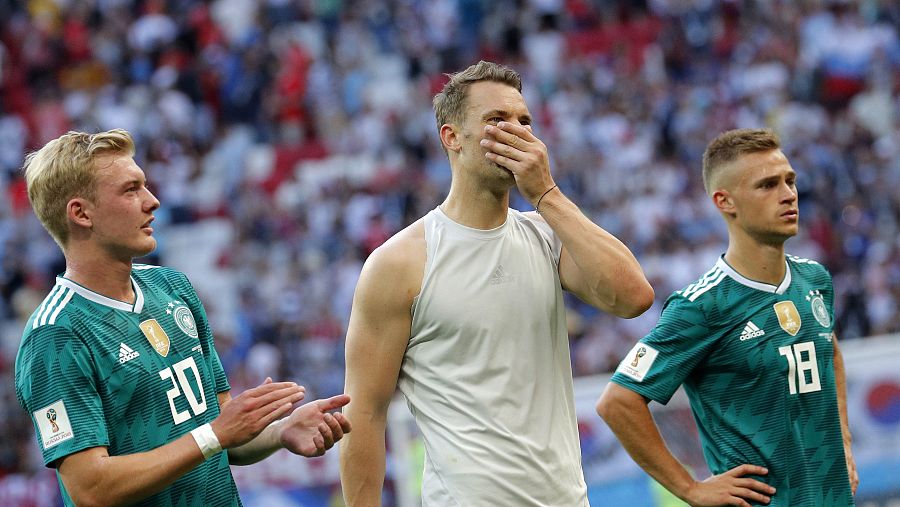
[118,343,140,364]
[489,265,514,285]
[740,321,766,341]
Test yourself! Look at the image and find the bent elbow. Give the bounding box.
[617,283,655,319]
[595,383,636,427]
[595,387,616,421]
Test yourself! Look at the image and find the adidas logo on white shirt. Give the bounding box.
[118,343,140,364]
[740,321,766,341]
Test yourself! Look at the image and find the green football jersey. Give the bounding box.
[15,264,241,507]
[611,255,853,506]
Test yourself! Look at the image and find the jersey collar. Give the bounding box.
[715,255,791,295]
[56,276,145,313]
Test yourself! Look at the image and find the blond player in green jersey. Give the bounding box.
[15,129,351,506]
[597,129,858,506]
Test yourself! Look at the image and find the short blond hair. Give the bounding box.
[702,128,781,195]
[23,129,135,247]
[433,60,522,134]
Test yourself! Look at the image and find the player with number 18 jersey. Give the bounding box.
[611,255,854,506]
[15,264,241,507]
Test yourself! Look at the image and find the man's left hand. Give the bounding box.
[481,122,555,207]
[278,394,352,457]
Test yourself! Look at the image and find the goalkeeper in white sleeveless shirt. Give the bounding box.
[340,61,654,506]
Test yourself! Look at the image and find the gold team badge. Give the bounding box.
[773,301,802,336]
[140,319,170,357]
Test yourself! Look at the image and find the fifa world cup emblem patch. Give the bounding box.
[773,301,801,336]
[140,319,171,356]
[631,346,647,367]
[167,301,199,338]
[806,290,831,328]
[46,408,59,432]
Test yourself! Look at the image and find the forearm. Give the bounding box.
[340,413,388,507]
[60,433,206,507]
[833,339,852,445]
[227,418,284,466]
[597,388,695,500]
[538,189,651,316]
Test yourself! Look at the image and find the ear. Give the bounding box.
[439,124,461,153]
[67,197,94,229]
[712,189,735,216]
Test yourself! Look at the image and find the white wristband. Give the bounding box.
[190,423,222,460]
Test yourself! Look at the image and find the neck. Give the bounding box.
[723,229,787,286]
[440,173,512,230]
[63,244,136,303]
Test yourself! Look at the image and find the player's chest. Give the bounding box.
[95,296,202,361]
[710,288,835,379]
[86,298,217,428]
[84,296,211,402]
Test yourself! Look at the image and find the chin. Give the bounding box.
[135,239,158,258]
[492,164,516,184]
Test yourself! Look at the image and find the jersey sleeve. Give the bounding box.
[610,294,719,404]
[15,325,110,467]
[176,273,230,394]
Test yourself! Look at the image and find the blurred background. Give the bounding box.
[0,0,898,505]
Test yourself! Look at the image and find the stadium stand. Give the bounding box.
[0,0,897,505]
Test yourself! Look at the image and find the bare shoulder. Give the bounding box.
[357,218,426,304]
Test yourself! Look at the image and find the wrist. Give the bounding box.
[272,418,288,447]
[191,423,223,460]
[534,184,558,212]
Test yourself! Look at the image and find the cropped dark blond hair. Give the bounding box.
[433,61,522,136]
[23,129,135,247]
[702,129,781,195]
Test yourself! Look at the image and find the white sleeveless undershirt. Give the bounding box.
[400,207,589,506]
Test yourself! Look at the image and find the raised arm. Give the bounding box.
[58,380,304,507]
[596,382,776,507]
[340,225,424,507]
[481,121,653,317]
[529,194,653,318]
[832,333,858,494]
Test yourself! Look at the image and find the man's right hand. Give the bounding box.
[684,464,775,507]
[211,378,305,448]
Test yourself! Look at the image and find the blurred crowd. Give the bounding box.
[0,0,898,491]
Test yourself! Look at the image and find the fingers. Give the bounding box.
[259,401,296,428]
[318,418,335,449]
[333,412,352,433]
[316,394,351,412]
[483,124,529,153]
[733,478,775,495]
[492,121,536,142]
[480,138,526,163]
[732,486,771,505]
[726,464,768,477]
[247,380,303,396]
[252,384,305,410]
[323,412,344,442]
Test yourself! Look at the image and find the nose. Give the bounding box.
[780,181,797,203]
[144,188,161,211]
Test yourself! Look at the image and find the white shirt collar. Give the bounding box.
[715,255,791,295]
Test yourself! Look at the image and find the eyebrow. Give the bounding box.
[481,109,532,124]
[754,172,796,186]
[119,177,144,189]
